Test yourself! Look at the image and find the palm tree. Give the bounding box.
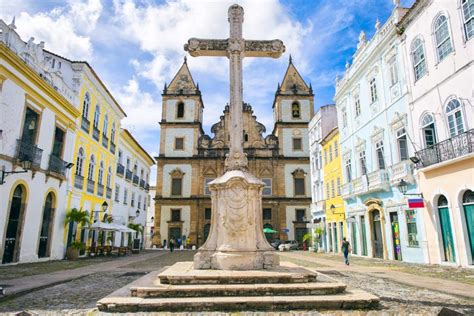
[65,208,90,246]
[127,222,143,239]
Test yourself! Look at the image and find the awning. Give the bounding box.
[89,221,116,231]
[110,223,136,233]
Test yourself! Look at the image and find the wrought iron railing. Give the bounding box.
[81,117,90,133]
[106,187,112,199]
[140,179,145,189]
[133,175,139,185]
[16,139,43,168]
[102,135,108,148]
[92,127,100,141]
[415,129,474,168]
[87,179,95,194]
[74,174,84,189]
[48,154,66,176]
[110,141,116,154]
[97,184,104,197]
[117,163,125,176]
[125,169,133,181]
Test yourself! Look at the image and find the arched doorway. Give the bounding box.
[438,195,455,262]
[365,198,386,259]
[462,190,474,263]
[371,210,384,259]
[2,185,26,264]
[38,192,55,258]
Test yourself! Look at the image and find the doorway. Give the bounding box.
[361,216,368,256]
[295,227,307,249]
[463,190,474,263]
[371,210,384,259]
[438,195,455,262]
[390,212,402,261]
[169,227,182,243]
[38,193,55,258]
[2,185,26,264]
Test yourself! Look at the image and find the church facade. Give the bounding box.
[153,58,313,248]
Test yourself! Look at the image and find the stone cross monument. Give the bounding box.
[185,4,285,270]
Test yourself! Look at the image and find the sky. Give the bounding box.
[1,0,414,183]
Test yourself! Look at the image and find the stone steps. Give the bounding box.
[98,290,380,312]
[131,281,346,298]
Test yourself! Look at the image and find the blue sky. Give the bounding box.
[1,0,414,181]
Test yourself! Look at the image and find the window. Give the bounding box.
[296,209,306,222]
[359,151,367,175]
[262,178,272,195]
[406,210,419,247]
[93,105,100,128]
[133,163,138,175]
[354,97,361,116]
[204,208,212,220]
[111,123,116,143]
[388,57,398,87]
[124,189,128,204]
[88,155,95,180]
[176,102,185,118]
[326,182,330,199]
[345,158,352,182]
[446,99,465,137]
[370,78,378,103]
[175,137,184,150]
[171,178,183,196]
[462,0,474,40]
[204,178,214,195]
[292,101,300,118]
[21,108,39,144]
[331,179,335,198]
[138,195,142,209]
[52,127,65,158]
[293,138,302,151]
[342,108,347,127]
[76,148,85,176]
[126,158,130,170]
[131,192,135,207]
[82,93,90,118]
[98,161,104,184]
[421,113,437,147]
[434,15,453,61]
[324,150,328,165]
[263,208,272,220]
[411,38,427,81]
[171,209,181,222]
[294,178,305,195]
[334,142,338,157]
[114,184,120,202]
[396,128,408,161]
[103,114,108,136]
[118,150,123,165]
[375,141,385,170]
[337,177,341,195]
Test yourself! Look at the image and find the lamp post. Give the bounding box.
[397,179,423,198]
[0,160,32,185]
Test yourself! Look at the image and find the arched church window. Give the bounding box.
[292,101,301,118]
[176,102,185,118]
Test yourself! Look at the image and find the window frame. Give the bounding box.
[369,78,378,103]
[433,13,454,63]
[176,101,185,119]
[262,178,272,196]
[293,137,303,151]
[461,0,474,41]
[171,177,183,196]
[445,98,465,137]
[175,137,185,150]
[291,101,301,119]
[396,128,409,162]
[411,37,427,81]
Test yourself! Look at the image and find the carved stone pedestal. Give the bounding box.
[193,170,279,270]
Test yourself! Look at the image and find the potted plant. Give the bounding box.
[128,223,144,253]
[303,232,313,251]
[313,227,324,252]
[64,208,90,259]
[66,241,85,260]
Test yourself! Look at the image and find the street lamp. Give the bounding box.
[397,179,423,198]
[0,160,32,185]
[102,201,109,212]
[136,209,140,218]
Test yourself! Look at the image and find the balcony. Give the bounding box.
[102,135,109,148]
[117,163,125,176]
[415,129,474,168]
[341,182,353,199]
[74,174,84,189]
[48,154,66,177]
[390,160,413,185]
[92,127,100,141]
[125,169,133,181]
[16,139,43,168]
[81,117,90,133]
[352,175,368,196]
[97,184,104,197]
[367,169,390,192]
[133,175,139,185]
[140,179,145,189]
[110,141,116,154]
[106,187,112,199]
[87,179,95,194]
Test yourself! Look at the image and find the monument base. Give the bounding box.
[194,249,279,270]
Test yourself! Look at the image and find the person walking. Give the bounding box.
[169,237,175,252]
[341,237,351,265]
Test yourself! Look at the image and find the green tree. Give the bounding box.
[64,208,90,246]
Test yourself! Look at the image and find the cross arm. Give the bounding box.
[184,38,229,57]
[244,39,285,58]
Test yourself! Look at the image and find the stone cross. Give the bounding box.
[185,4,285,171]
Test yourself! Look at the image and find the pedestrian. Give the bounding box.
[186,237,191,249]
[163,239,167,250]
[341,237,351,265]
[169,237,175,252]
[177,237,182,247]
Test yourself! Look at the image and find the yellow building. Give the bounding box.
[321,127,347,253]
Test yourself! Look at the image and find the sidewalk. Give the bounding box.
[0,251,163,299]
[278,252,474,300]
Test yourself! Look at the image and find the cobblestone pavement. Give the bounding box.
[0,250,473,315]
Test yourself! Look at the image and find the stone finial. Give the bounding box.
[345,60,350,69]
[357,30,367,49]
[184,56,187,64]
[9,16,16,29]
[375,19,381,31]
[289,54,293,64]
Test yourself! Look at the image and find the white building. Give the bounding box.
[398,0,474,266]
[0,19,79,263]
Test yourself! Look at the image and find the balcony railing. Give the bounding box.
[106,187,112,199]
[133,175,139,185]
[140,179,145,189]
[367,169,390,192]
[125,169,133,181]
[81,117,90,133]
[92,127,100,141]
[16,139,43,168]
[74,174,84,189]
[97,184,104,197]
[87,179,95,194]
[352,175,368,196]
[117,163,125,176]
[197,147,279,158]
[48,154,66,176]
[102,135,108,148]
[390,160,413,185]
[110,141,116,154]
[415,129,474,168]
[341,182,353,199]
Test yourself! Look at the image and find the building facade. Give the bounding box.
[334,4,428,263]
[398,0,474,267]
[153,58,313,248]
[0,20,79,263]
